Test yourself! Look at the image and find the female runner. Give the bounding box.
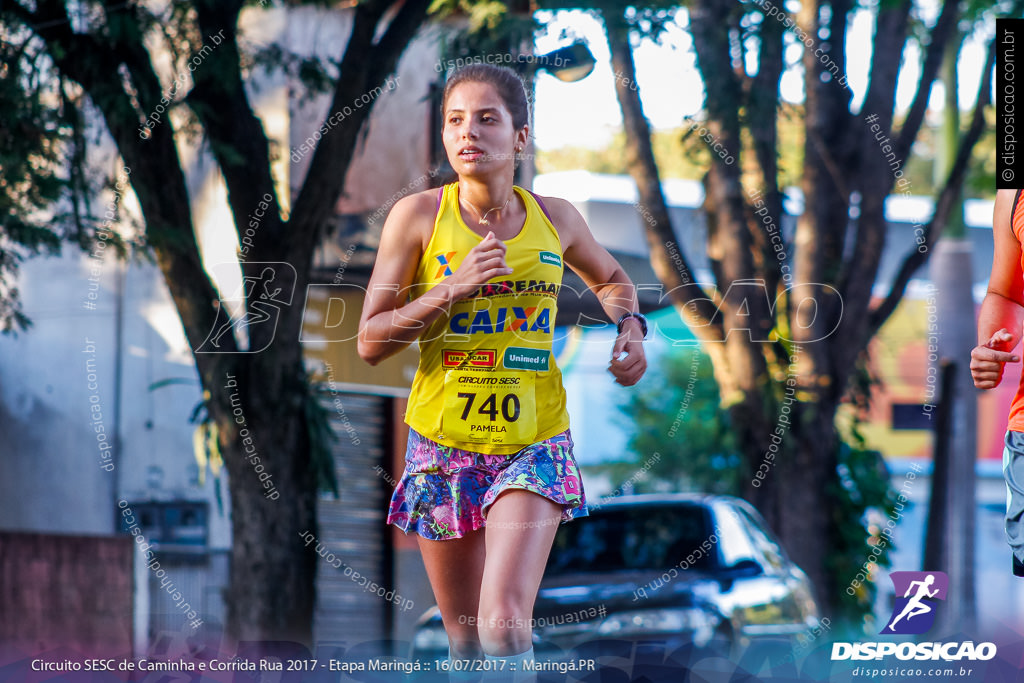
[358,63,647,680]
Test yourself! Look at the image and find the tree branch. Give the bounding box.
[892,0,958,165]
[867,34,996,337]
[287,0,430,263]
[21,0,236,364]
[604,8,720,337]
[689,0,757,293]
[791,0,850,358]
[798,0,853,288]
[859,0,912,133]
[835,0,920,356]
[746,2,785,295]
[187,0,283,266]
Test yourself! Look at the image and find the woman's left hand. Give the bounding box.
[608,321,647,386]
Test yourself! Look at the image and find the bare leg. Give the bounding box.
[477,490,563,656]
[417,530,488,659]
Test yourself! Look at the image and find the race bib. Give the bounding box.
[442,371,537,445]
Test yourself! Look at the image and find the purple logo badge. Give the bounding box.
[883,571,948,634]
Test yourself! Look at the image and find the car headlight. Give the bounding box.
[597,608,720,645]
[413,623,449,653]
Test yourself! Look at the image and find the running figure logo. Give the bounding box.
[195,263,296,353]
[883,571,948,635]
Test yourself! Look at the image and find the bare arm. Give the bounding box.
[357,192,513,366]
[546,196,647,387]
[971,189,1024,389]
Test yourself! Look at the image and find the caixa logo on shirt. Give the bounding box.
[434,251,458,278]
[449,306,552,334]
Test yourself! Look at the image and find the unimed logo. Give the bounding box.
[883,571,947,635]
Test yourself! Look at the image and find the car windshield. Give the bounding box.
[545,504,719,575]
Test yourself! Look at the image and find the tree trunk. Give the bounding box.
[5,0,429,646]
[213,358,318,646]
[787,398,840,609]
[732,362,839,611]
[731,390,779,533]
[592,0,992,626]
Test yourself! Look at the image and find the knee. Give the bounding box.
[476,599,533,653]
[478,595,531,625]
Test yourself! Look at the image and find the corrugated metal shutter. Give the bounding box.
[148,551,229,637]
[314,391,393,646]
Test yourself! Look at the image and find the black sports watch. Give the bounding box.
[616,312,648,339]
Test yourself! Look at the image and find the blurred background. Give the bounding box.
[0,0,1016,673]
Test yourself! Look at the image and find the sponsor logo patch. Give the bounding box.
[434,251,458,278]
[442,349,497,369]
[449,307,552,334]
[539,251,562,267]
[503,347,550,371]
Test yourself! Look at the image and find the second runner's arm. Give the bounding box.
[972,189,1024,389]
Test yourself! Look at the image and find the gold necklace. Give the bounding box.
[463,194,512,226]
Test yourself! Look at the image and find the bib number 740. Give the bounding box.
[456,392,521,422]
[442,371,537,445]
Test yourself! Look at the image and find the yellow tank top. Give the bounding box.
[405,182,570,454]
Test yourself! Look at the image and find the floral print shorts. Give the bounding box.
[386,428,588,540]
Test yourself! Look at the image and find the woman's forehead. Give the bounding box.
[444,81,508,113]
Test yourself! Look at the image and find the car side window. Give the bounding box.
[735,507,787,573]
[714,503,761,568]
[545,505,718,573]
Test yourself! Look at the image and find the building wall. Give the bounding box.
[0,251,227,541]
[0,531,133,656]
[0,251,117,534]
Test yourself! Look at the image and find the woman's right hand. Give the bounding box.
[448,231,514,299]
[971,328,1020,390]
